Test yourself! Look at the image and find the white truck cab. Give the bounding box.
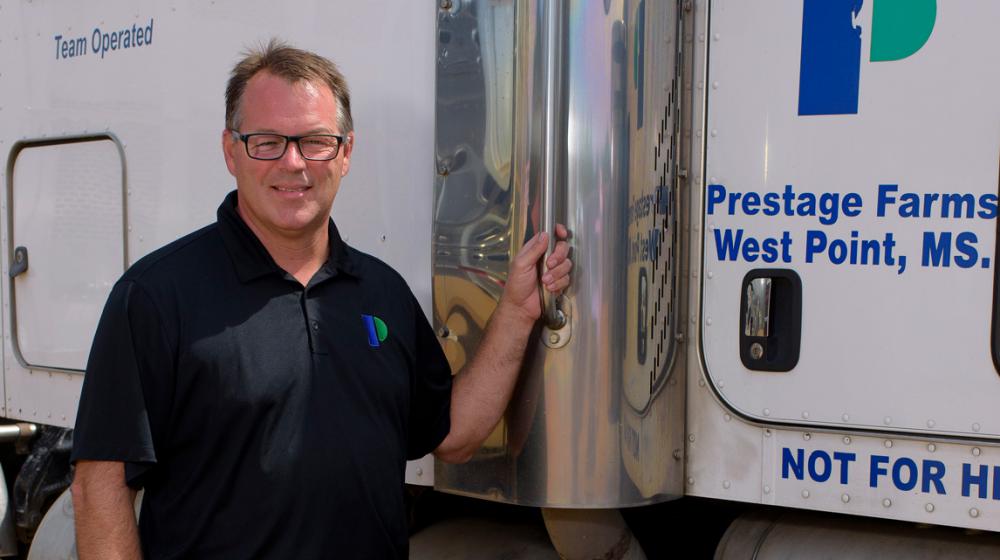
[1,1,999,558]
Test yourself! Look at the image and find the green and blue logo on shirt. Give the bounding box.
[362,314,388,347]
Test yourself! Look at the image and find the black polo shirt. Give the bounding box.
[71,191,452,559]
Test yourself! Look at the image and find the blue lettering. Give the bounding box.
[818,193,840,225]
[704,184,869,224]
[922,232,951,267]
[979,194,998,219]
[898,193,921,217]
[742,191,761,215]
[807,231,898,268]
[713,229,742,261]
[922,193,940,217]
[782,185,797,216]
[101,30,111,58]
[805,230,826,263]
[762,192,780,216]
[782,452,961,496]
[796,192,817,217]
[782,448,805,480]
[54,34,88,60]
[962,463,988,499]
[833,452,856,484]
[91,28,101,56]
[80,19,153,60]
[892,457,918,491]
[707,184,726,215]
[941,193,976,219]
[742,237,760,262]
[842,193,862,217]
[922,460,946,495]
[770,232,793,264]
[857,235,882,265]
[870,455,889,488]
[954,232,978,268]
[877,184,898,217]
[784,449,857,484]
[761,236,779,264]
[808,450,832,482]
[828,236,848,264]
[714,229,792,264]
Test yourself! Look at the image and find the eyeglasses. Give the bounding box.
[230,131,346,161]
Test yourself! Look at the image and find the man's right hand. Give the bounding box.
[71,461,142,560]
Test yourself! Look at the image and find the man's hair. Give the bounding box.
[225,39,353,134]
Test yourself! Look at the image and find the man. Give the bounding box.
[69,40,570,559]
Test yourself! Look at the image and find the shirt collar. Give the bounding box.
[216,190,360,283]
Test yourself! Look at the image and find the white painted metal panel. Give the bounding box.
[687,373,1000,533]
[0,2,440,487]
[700,0,1000,439]
[10,139,124,371]
[767,429,1000,531]
[0,0,435,309]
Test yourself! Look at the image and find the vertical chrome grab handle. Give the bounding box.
[512,0,569,336]
[540,0,567,331]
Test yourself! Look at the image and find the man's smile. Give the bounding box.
[272,185,311,193]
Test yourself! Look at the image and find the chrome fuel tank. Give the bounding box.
[432,0,685,507]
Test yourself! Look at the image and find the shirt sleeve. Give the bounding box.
[71,280,175,488]
[406,293,453,460]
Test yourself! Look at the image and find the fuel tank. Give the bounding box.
[432,0,686,507]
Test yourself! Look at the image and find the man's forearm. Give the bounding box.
[434,226,571,463]
[435,301,535,463]
[72,461,142,560]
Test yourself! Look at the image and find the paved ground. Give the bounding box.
[410,516,559,560]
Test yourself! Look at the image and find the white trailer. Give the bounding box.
[1,0,999,558]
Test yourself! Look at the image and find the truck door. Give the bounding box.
[699,0,1000,440]
[5,137,126,423]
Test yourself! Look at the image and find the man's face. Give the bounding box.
[222,71,353,240]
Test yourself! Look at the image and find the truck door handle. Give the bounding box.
[9,246,28,278]
[511,0,569,339]
[538,0,567,332]
[744,277,771,339]
[739,269,801,372]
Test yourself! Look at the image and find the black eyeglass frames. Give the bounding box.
[230,131,346,161]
